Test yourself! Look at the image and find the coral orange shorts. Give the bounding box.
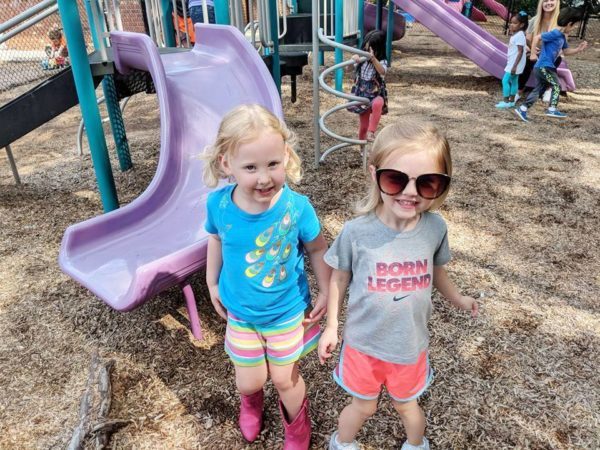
[333,343,433,402]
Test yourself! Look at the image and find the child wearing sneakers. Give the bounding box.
[203,104,331,449]
[515,7,588,121]
[318,119,478,450]
[496,12,528,109]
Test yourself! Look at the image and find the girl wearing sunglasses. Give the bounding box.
[318,120,478,450]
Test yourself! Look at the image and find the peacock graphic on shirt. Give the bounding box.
[244,204,297,288]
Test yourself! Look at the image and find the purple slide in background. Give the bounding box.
[393,0,576,91]
[58,25,281,335]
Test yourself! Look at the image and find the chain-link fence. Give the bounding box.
[0,0,147,104]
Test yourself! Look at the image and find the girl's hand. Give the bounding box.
[304,292,327,324]
[208,285,227,320]
[456,295,479,318]
[577,41,588,52]
[318,326,338,364]
[351,54,361,64]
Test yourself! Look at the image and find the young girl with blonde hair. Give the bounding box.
[203,104,331,449]
[318,119,478,450]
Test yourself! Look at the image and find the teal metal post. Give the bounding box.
[159,0,176,47]
[84,0,132,172]
[58,0,118,212]
[358,0,365,48]
[334,0,343,91]
[386,0,394,65]
[214,0,230,24]
[268,0,281,93]
[376,0,383,30]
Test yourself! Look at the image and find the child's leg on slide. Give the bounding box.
[358,112,370,140]
[368,96,384,135]
[337,397,378,443]
[269,362,305,420]
[392,399,427,446]
[235,363,268,395]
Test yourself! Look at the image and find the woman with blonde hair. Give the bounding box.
[517,0,561,98]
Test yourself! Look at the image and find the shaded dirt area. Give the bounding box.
[1,30,599,449]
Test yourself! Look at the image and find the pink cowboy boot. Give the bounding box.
[239,389,264,442]
[279,397,311,450]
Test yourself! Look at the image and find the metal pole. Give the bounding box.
[312,0,320,166]
[57,0,119,212]
[358,0,364,48]
[376,0,383,30]
[385,0,393,65]
[335,0,343,91]
[5,145,21,185]
[268,0,281,93]
[0,6,59,46]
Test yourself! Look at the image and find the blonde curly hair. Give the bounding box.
[202,104,302,188]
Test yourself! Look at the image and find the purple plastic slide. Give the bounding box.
[58,25,282,338]
[393,0,576,91]
[363,2,406,41]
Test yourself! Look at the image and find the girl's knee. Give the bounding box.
[350,398,378,418]
[392,399,421,417]
[372,96,384,108]
[270,365,300,392]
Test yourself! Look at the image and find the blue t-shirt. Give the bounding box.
[205,184,321,325]
[535,29,569,69]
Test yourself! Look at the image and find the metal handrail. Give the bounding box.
[0,3,59,45]
[316,27,371,166]
[0,0,57,34]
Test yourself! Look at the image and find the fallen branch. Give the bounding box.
[95,359,115,449]
[67,350,99,450]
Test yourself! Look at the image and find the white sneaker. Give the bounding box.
[329,431,359,450]
[401,437,430,450]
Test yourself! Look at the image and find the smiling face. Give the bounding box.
[221,131,289,214]
[542,0,558,13]
[369,149,444,231]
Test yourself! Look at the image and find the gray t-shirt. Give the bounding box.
[325,212,451,364]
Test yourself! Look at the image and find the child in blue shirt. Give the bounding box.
[203,104,331,449]
[515,7,588,121]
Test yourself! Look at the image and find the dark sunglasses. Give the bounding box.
[375,169,451,199]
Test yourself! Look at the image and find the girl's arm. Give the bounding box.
[530,34,541,60]
[369,51,387,76]
[318,268,351,363]
[563,41,588,56]
[433,265,478,318]
[511,45,524,74]
[303,233,332,323]
[206,233,227,320]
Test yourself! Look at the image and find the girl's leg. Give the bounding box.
[368,96,384,135]
[337,397,378,443]
[501,72,512,101]
[269,361,305,420]
[358,112,370,141]
[235,363,268,395]
[391,399,426,446]
[508,74,519,102]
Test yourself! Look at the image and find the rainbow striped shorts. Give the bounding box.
[225,311,320,367]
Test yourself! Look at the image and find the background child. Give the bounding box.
[347,30,389,142]
[202,104,330,449]
[318,120,478,450]
[42,28,68,70]
[496,12,528,108]
[515,7,588,121]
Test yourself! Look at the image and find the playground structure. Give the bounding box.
[1,0,581,338]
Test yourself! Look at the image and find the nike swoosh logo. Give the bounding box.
[393,295,410,302]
